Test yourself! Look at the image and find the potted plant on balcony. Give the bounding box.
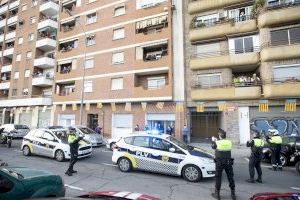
[252,0,266,17]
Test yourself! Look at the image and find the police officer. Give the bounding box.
[266,129,283,171]
[211,129,236,200]
[65,127,83,176]
[246,131,264,183]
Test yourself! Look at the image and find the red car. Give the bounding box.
[250,193,300,200]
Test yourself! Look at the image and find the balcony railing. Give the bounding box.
[191,80,262,89]
[41,0,58,5]
[266,0,300,10]
[58,89,75,96]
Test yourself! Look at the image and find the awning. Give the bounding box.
[61,17,76,24]
[59,37,78,44]
[62,0,76,5]
[141,40,168,48]
[58,59,73,65]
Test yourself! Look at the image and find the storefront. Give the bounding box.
[146,113,175,134]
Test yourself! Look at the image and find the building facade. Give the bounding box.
[185,0,300,143]
[0,0,58,128]
[53,0,185,138]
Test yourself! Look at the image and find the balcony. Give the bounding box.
[0,19,6,28]
[263,79,300,98]
[34,57,55,69]
[40,0,59,16]
[9,0,19,9]
[258,2,300,28]
[7,15,17,25]
[0,4,8,14]
[0,34,4,42]
[190,50,260,70]
[189,17,257,42]
[36,38,56,51]
[32,75,53,87]
[38,19,58,30]
[191,84,261,101]
[3,47,14,57]
[4,31,15,41]
[1,64,12,73]
[133,85,172,99]
[261,43,300,62]
[0,82,10,90]
[53,91,77,102]
[188,0,246,14]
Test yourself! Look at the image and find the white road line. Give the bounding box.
[13,150,22,153]
[64,184,84,191]
[290,187,300,191]
[101,150,113,153]
[102,163,117,167]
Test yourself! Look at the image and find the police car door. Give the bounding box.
[42,131,57,157]
[31,129,45,155]
[149,137,184,175]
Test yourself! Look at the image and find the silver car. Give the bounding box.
[73,126,104,147]
[0,124,30,138]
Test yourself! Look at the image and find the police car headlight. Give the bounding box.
[200,158,214,163]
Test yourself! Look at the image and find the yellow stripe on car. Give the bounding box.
[124,153,137,168]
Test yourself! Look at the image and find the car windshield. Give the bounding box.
[78,127,95,135]
[166,136,188,150]
[14,125,29,129]
[1,168,24,180]
[53,130,68,143]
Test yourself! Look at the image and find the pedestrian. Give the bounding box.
[266,129,283,171]
[211,129,236,200]
[182,125,188,143]
[167,125,172,135]
[94,125,102,134]
[65,127,83,176]
[134,124,140,132]
[246,131,264,183]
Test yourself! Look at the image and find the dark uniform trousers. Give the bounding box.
[67,145,78,172]
[249,155,262,180]
[215,158,235,191]
[271,145,281,166]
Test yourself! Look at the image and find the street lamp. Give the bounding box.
[65,9,87,126]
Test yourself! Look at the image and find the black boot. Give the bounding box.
[231,190,236,200]
[65,171,72,176]
[211,189,220,200]
[256,178,262,183]
[246,179,255,183]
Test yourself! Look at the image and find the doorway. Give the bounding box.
[190,111,221,142]
[87,114,98,130]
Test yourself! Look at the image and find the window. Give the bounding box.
[12,89,17,96]
[271,27,300,46]
[113,28,125,40]
[14,72,19,80]
[148,77,165,89]
[86,12,97,24]
[24,69,30,77]
[85,58,94,69]
[86,35,96,46]
[30,17,36,24]
[273,64,300,82]
[151,137,173,151]
[84,81,93,93]
[112,52,124,64]
[229,35,259,54]
[23,88,29,96]
[16,54,21,62]
[43,132,55,141]
[34,130,44,138]
[124,137,133,144]
[18,37,23,44]
[133,136,150,148]
[197,73,222,88]
[196,42,221,56]
[28,33,34,41]
[111,78,123,90]
[193,13,219,28]
[267,0,295,6]
[21,4,27,11]
[26,51,32,59]
[18,20,25,28]
[227,6,252,22]
[114,5,125,17]
[32,0,38,6]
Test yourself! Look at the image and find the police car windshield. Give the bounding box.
[166,136,188,150]
[78,127,95,134]
[53,131,68,143]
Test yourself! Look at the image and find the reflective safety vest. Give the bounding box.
[68,134,77,144]
[215,139,232,159]
[253,138,264,147]
[269,135,282,144]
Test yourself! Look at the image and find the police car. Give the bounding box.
[112,133,215,182]
[21,129,92,162]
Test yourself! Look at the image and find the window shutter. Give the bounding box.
[136,47,143,60]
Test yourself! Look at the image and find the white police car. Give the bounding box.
[112,133,215,182]
[21,129,92,162]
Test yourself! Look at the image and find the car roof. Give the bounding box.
[124,133,170,139]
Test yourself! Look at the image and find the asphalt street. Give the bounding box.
[0,139,299,200]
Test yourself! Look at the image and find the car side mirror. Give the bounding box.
[169,147,175,153]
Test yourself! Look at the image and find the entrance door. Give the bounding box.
[112,114,133,138]
[87,114,98,130]
[19,112,32,127]
[238,107,250,144]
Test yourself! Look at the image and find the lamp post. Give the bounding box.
[65,10,87,126]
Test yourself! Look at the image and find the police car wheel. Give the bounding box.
[296,161,300,175]
[118,157,132,172]
[55,150,65,162]
[182,165,202,182]
[22,145,31,156]
[280,154,288,166]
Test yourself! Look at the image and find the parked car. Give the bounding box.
[250,192,300,200]
[21,128,92,162]
[262,135,300,166]
[71,126,105,147]
[0,124,30,138]
[0,166,65,199]
[112,133,215,182]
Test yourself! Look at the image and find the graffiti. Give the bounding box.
[250,117,300,135]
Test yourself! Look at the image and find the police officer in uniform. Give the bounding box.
[246,131,264,183]
[211,129,236,200]
[266,129,283,171]
[65,127,83,176]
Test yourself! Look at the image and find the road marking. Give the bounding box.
[290,187,300,191]
[64,184,84,191]
[102,163,117,167]
[101,150,113,153]
[13,150,22,153]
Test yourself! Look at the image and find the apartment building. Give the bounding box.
[185,0,300,143]
[54,0,185,138]
[0,0,58,127]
